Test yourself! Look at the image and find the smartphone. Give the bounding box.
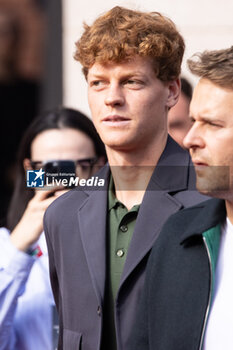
[43,160,76,187]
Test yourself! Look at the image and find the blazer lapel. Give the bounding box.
[120,136,191,286]
[78,166,109,304]
[120,189,183,287]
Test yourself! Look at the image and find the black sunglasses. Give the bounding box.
[29,158,98,171]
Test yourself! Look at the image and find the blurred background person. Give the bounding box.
[0,107,106,350]
[167,77,193,148]
[0,2,45,225]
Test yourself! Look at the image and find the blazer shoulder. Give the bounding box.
[160,198,225,241]
[45,188,89,219]
[148,199,222,268]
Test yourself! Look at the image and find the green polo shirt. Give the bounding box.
[102,176,140,349]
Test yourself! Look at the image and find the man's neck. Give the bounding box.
[110,166,154,210]
[107,136,167,209]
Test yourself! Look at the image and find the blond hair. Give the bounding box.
[187,46,233,89]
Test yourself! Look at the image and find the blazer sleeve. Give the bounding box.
[43,209,64,349]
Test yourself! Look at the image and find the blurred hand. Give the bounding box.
[10,189,60,252]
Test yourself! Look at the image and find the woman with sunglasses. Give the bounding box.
[0,107,106,350]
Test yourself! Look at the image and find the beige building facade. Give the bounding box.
[62,0,233,116]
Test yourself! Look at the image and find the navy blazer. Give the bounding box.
[128,198,226,350]
[44,136,207,350]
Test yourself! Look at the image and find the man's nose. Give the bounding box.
[183,123,205,150]
[104,84,125,107]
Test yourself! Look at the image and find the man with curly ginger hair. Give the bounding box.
[44,6,206,350]
[129,46,233,350]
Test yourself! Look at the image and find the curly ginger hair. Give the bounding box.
[74,6,185,82]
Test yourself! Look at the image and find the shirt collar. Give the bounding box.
[108,174,120,210]
[108,174,140,212]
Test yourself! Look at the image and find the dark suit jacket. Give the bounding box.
[43,136,206,350]
[128,198,226,350]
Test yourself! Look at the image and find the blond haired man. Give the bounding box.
[130,46,233,350]
[44,7,205,350]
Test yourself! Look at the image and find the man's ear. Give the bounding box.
[23,158,31,171]
[166,78,181,109]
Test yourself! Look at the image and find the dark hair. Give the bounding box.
[180,77,193,101]
[7,107,106,230]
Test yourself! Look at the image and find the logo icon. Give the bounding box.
[27,168,45,188]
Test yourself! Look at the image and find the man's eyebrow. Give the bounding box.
[189,115,224,125]
[88,73,106,79]
[88,71,147,79]
[121,72,145,77]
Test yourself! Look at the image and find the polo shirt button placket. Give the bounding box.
[116,249,124,257]
[120,225,128,233]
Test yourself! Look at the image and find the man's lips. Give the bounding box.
[192,160,209,168]
[101,115,130,126]
[102,115,130,122]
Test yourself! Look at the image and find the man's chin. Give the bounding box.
[197,188,225,199]
[196,181,230,200]
[196,166,230,195]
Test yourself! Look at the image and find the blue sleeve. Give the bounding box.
[0,228,35,349]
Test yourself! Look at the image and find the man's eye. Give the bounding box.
[210,123,221,128]
[90,80,107,90]
[124,79,144,88]
[206,120,222,128]
[91,81,101,86]
[190,117,195,124]
[125,79,140,85]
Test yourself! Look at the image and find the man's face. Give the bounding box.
[168,92,192,148]
[87,56,179,153]
[183,78,233,197]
